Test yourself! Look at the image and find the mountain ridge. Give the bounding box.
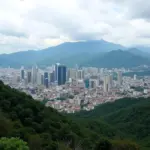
[0,40,125,67]
[0,40,150,68]
[85,50,150,68]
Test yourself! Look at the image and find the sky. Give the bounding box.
[1,0,150,53]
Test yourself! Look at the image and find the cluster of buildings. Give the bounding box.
[20,63,67,88]
[0,64,150,113]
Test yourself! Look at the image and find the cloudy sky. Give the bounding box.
[0,0,150,53]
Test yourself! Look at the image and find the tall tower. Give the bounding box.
[32,65,38,84]
[55,63,60,82]
[44,72,49,88]
[103,76,108,92]
[27,71,32,83]
[37,72,43,85]
[77,70,84,80]
[20,66,25,80]
[118,71,122,86]
[89,79,97,89]
[107,74,113,90]
[58,65,67,85]
[50,71,55,83]
[68,68,77,80]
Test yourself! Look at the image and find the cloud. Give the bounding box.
[0,21,27,37]
[0,0,150,53]
[104,0,150,20]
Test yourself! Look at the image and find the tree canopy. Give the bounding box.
[0,137,29,150]
[0,81,140,150]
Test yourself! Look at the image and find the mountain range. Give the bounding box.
[0,40,150,68]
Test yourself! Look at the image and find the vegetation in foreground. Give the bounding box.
[70,97,150,150]
[0,81,139,149]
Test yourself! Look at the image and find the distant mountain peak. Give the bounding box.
[0,40,127,68]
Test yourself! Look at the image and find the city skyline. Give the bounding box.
[1,63,149,113]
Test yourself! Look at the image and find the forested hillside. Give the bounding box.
[70,98,150,150]
[0,81,139,150]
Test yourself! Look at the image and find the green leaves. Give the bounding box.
[0,81,142,150]
[0,137,29,150]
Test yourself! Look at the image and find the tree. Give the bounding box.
[0,137,29,150]
[28,134,42,150]
[0,113,12,137]
[95,139,112,150]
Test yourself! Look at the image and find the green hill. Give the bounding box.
[0,81,139,150]
[104,99,150,150]
[70,97,150,150]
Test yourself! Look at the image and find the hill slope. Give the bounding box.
[0,81,139,150]
[71,97,150,150]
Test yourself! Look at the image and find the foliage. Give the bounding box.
[71,97,150,149]
[70,98,144,118]
[0,137,29,150]
[0,81,140,150]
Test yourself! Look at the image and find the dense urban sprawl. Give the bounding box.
[0,64,150,113]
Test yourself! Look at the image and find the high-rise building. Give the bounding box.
[103,76,108,92]
[77,70,84,80]
[89,79,97,89]
[107,75,113,89]
[134,74,137,80]
[32,65,38,84]
[118,71,122,86]
[44,72,49,88]
[58,65,67,85]
[50,71,55,83]
[55,63,60,81]
[103,75,113,92]
[20,66,25,80]
[68,68,77,79]
[41,74,44,85]
[37,72,43,85]
[84,79,89,88]
[27,71,32,83]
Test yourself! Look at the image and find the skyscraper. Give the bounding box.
[89,79,97,89]
[50,71,55,83]
[103,75,113,92]
[84,79,89,88]
[107,75,113,90]
[41,74,44,85]
[55,63,60,81]
[27,71,32,83]
[44,72,49,88]
[20,66,25,80]
[32,65,38,84]
[77,70,84,80]
[37,72,43,85]
[103,76,108,92]
[118,71,122,86]
[58,65,67,85]
[68,68,77,80]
